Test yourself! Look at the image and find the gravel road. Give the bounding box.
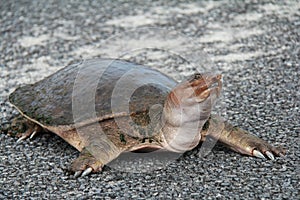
[0,0,299,199]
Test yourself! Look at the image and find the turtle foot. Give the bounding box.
[74,167,93,178]
[245,136,286,159]
[16,124,42,143]
[252,149,284,160]
[71,148,103,178]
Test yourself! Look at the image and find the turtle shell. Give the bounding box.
[9,59,177,128]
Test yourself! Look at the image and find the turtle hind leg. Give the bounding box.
[71,144,121,178]
[16,123,43,143]
[8,116,43,143]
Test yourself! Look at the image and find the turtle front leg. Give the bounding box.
[71,142,122,177]
[206,116,285,159]
[71,148,104,177]
[220,122,285,159]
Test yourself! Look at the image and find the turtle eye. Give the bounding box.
[187,73,204,83]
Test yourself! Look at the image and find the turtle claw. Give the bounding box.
[16,130,37,143]
[265,151,275,160]
[253,150,276,160]
[29,131,37,139]
[73,168,93,178]
[81,167,93,177]
[16,135,28,143]
[74,171,82,178]
[71,148,104,177]
[279,152,285,157]
[15,125,41,143]
[253,150,266,159]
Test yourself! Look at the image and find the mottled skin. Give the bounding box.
[9,59,285,176]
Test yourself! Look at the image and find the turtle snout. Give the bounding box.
[163,73,222,128]
[183,72,222,104]
[166,73,222,109]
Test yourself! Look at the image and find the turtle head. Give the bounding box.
[160,73,222,152]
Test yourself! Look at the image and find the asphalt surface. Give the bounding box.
[0,0,299,199]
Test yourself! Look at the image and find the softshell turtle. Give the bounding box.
[8,59,285,177]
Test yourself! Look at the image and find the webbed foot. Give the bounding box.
[71,148,103,178]
[16,125,41,143]
[3,115,41,143]
[239,133,285,159]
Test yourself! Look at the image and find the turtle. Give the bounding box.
[8,58,285,177]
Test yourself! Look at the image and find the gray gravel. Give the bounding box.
[0,0,299,199]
